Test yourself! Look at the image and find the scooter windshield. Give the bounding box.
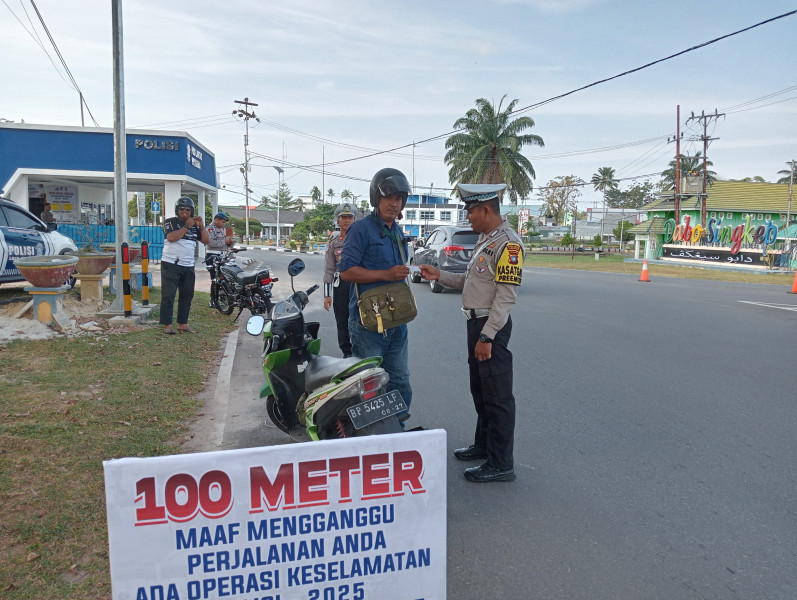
[272,299,300,320]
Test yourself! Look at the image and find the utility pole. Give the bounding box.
[667,105,684,225]
[233,98,260,244]
[686,109,724,228]
[787,160,796,249]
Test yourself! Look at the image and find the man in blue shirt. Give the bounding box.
[339,168,413,415]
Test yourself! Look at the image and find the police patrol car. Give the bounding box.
[0,198,78,286]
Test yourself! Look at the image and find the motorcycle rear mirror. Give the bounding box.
[246,315,266,336]
[288,258,305,277]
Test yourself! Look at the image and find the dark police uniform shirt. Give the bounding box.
[438,218,523,339]
[338,213,408,321]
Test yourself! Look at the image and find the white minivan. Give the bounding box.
[0,198,78,286]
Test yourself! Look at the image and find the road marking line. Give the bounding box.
[738,301,797,312]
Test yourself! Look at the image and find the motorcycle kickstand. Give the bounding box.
[232,305,246,322]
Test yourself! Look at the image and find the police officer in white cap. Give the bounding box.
[323,203,359,357]
[420,183,524,482]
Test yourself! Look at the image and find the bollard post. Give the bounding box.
[140,240,149,306]
[121,242,132,317]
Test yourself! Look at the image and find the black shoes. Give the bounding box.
[464,462,516,483]
[453,445,488,461]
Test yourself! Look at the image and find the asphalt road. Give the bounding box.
[213,250,797,600]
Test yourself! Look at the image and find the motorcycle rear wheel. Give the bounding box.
[266,396,291,434]
[215,287,235,315]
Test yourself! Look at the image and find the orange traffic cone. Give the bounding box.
[788,269,797,294]
[639,259,651,283]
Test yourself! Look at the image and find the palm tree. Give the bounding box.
[340,189,353,202]
[776,162,796,185]
[659,152,717,191]
[591,166,618,243]
[310,186,322,205]
[444,95,544,204]
[326,188,335,204]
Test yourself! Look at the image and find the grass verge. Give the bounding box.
[526,250,795,285]
[0,286,237,599]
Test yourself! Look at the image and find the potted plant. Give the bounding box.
[14,255,79,288]
[72,225,115,275]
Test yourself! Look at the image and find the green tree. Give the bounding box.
[261,182,303,212]
[605,180,655,209]
[127,193,154,224]
[326,188,336,204]
[591,166,618,205]
[340,189,353,202]
[659,152,717,191]
[613,220,635,243]
[536,175,584,223]
[296,203,336,239]
[310,186,323,205]
[560,232,574,247]
[444,95,544,204]
[228,216,261,239]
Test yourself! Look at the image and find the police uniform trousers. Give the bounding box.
[332,279,353,358]
[466,315,515,471]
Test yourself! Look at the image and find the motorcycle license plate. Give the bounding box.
[346,390,406,430]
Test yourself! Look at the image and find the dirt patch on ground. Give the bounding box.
[0,291,120,343]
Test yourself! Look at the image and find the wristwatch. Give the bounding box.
[478,333,493,344]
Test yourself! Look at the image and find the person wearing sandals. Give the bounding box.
[160,197,209,334]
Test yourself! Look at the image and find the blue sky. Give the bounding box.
[2,0,795,210]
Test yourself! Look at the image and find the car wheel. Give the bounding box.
[410,260,421,283]
[430,278,444,293]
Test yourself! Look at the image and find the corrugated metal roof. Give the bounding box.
[627,216,669,235]
[646,181,793,213]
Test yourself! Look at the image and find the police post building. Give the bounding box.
[0,122,218,228]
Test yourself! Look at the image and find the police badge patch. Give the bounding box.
[494,242,523,285]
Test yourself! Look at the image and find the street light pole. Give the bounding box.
[273,166,284,247]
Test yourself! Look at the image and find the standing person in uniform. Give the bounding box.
[339,168,413,414]
[40,203,55,225]
[420,183,523,482]
[205,212,233,308]
[160,197,209,334]
[323,203,358,358]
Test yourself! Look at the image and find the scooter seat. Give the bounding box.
[304,355,372,392]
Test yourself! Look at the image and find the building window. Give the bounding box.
[405,210,416,220]
[757,214,763,220]
[440,211,451,221]
[726,212,733,219]
[420,210,435,220]
[765,214,771,220]
[709,212,716,219]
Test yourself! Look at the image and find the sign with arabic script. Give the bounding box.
[662,245,762,266]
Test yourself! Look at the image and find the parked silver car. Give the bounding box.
[409,224,479,293]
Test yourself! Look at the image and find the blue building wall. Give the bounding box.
[0,126,216,192]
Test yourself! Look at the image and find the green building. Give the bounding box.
[629,181,796,269]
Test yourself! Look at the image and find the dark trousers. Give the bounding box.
[160,260,196,326]
[333,280,352,357]
[466,315,515,470]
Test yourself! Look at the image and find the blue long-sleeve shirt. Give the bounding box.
[338,212,408,321]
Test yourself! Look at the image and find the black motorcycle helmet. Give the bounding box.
[369,168,411,211]
[175,196,195,217]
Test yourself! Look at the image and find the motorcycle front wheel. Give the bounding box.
[215,286,235,315]
[266,396,291,434]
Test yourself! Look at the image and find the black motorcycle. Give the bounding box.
[205,248,276,320]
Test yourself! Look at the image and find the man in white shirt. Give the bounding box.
[160,197,209,334]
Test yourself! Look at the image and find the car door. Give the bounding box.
[415,231,439,266]
[0,204,55,282]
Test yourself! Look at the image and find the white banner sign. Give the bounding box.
[104,430,447,600]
